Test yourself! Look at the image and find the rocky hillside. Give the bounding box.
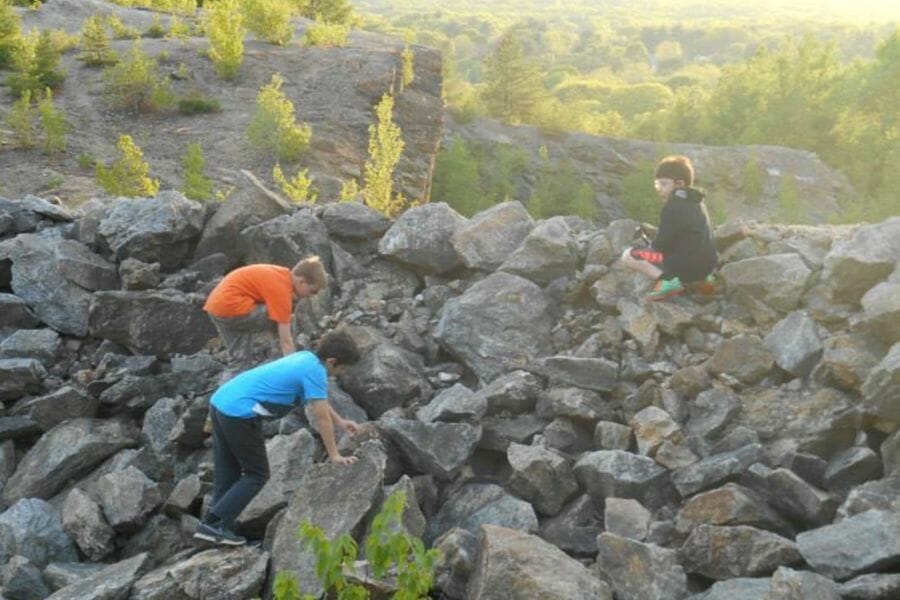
[2,0,443,205]
[0,188,899,599]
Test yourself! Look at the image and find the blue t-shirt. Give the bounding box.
[211,351,328,418]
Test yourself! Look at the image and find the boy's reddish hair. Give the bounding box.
[655,155,694,187]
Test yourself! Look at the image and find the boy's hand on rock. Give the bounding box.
[329,454,358,465]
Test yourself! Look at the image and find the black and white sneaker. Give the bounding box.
[193,521,247,546]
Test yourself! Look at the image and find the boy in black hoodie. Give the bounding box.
[620,155,718,301]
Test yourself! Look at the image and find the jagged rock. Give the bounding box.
[378,202,466,274]
[380,417,481,480]
[0,195,72,232]
[507,443,578,516]
[617,299,659,352]
[861,343,900,423]
[604,497,651,541]
[141,397,183,456]
[10,386,97,432]
[3,418,138,504]
[499,216,579,285]
[838,573,900,600]
[416,383,486,423]
[630,406,683,456]
[88,289,217,356]
[671,444,765,497]
[823,446,882,491]
[669,365,711,399]
[0,294,39,329]
[574,450,672,509]
[681,524,802,581]
[543,417,594,453]
[853,281,900,345]
[0,415,40,441]
[837,475,900,520]
[1,234,94,335]
[720,253,812,311]
[646,300,697,337]
[242,210,333,270]
[676,483,793,538]
[0,440,15,493]
[162,474,202,517]
[425,482,538,545]
[783,451,828,488]
[56,239,118,291]
[320,201,391,240]
[43,562,107,592]
[537,386,615,422]
[742,463,838,527]
[95,466,163,532]
[766,566,841,599]
[813,333,884,393]
[0,358,46,402]
[433,527,478,600]
[685,387,739,441]
[269,448,385,599]
[656,441,699,469]
[237,429,316,532]
[435,272,553,382]
[97,191,205,270]
[596,532,688,600]
[0,328,60,364]
[594,421,632,450]
[194,185,292,262]
[796,509,900,580]
[539,494,602,556]
[537,355,619,392]
[479,414,546,452]
[450,201,534,271]
[821,217,900,304]
[167,395,210,448]
[691,578,772,599]
[706,334,774,384]
[120,514,191,570]
[2,554,52,600]
[341,340,431,418]
[469,525,612,600]
[118,258,160,290]
[763,311,823,377]
[61,488,114,561]
[0,499,77,568]
[46,553,150,600]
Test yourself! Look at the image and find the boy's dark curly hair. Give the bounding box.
[316,330,360,366]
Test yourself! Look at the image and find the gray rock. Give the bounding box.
[55,239,118,291]
[0,440,15,494]
[706,335,774,385]
[507,443,578,516]
[451,201,534,271]
[95,466,163,532]
[574,450,672,509]
[118,258,160,290]
[630,406,683,456]
[539,494,602,556]
[416,383,485,423]
[242,210,333,271]
[720,253,812,311]
[655,441,699,469]
[823,446,882,491]
[596,532,688,600]
[537,386,615,422]
[685,388,739,441]
[433,527,478,600]
[473,371,542,416]
[676,483,793,538]
[46,553,150,600]
[435,272,553,382]
[594,421,632,451]
[499,216,579,285]
[813,333,884,393]
[479,414,546,452]
[341,341,431,418]
[0,294,39,329]
[669,365,712,399]
[88,289,217,357]
[97,191,205,270]
[140,397,183,456]
[3,418,138,504]
[604,497,651,541]
[469,525,612,600]
[425,482,538,546]
[853,282,900,345]
[162,474,202,517]
[691,578,772,600]
[0,499,77,568]
[378,202,466,274]
[0,329,60,364]
[836,475,900,521]
[536,355,619,392]
[0,195,71,232]
[3,555,52,600]
[119,514,190,570]
[61,488,114,561]
[320,201,391,240]
[765,566,841,599]
[380,417,480,480]
[822,217,900,304]
[0,358,46,402]
[0,416,41,441]
[763,311,823,377]
[839,573,900,600]
[543,417,594,454]
[861,343,900,423]
[741,464,837,528]
[43,562,107,592]
[132,546,266,599]
[617,299,659,352]
[681,524,802,579]
[671,444,765,497]
[796,509,900,580]
[9,386,97,432]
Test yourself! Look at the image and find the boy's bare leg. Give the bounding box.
[620,248,663,280]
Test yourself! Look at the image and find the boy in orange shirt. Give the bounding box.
[204,256,327,374]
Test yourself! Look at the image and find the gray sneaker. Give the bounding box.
[194,521,246,546]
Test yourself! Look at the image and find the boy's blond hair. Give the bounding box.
[291,255,327,288]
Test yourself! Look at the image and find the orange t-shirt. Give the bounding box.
[204,264,294,323]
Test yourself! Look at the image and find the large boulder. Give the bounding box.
[595,532,687,600]
[340,341,432,418]
[451,201,534,271]
[242,210,333,271]
[46,553,150,600]
[862,343,900,424]
[680,524,802,580]
[0,358,46,401]
[130,547,267,600]
[507,443,578,516]
[762,311,823,378]
[854,281,900,346]
[380,417,481,480]
[796,509,900,580]
[822,217,900,304]
[378,202,466,274]
[425,482,538,545]
[55,239,118,291]
[719,253,812,312]
[320,201,391,240]
[0,294,39,329]
[435,272,554,382]
[574,450,672,509]
[499,216,579,285]
[0,498,78,568]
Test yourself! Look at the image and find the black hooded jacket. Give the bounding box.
[651,186,718,281]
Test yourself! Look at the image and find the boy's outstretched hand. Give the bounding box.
[340,419,360,436]
[329,454,358,465]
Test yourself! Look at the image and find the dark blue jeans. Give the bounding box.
[208,407,270,529]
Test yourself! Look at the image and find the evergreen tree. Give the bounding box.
[205,0,245,80]
[430,138,486,217]
[481,31,546,125]
[246,73,312,162]
[181,142,213,201]
[5,90,35,148]
[8,29,66,96]
[362,93,406,217]
[79,14,117,67]
[0,0,22,68]
[96,134,159,198]
[37,88,68,155]
[295,0,353,25]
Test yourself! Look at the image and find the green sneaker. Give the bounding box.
[646,277,684,301]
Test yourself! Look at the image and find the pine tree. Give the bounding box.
[246,73,312,162]
[79,15,117,67]
[481,31,546,125]
[205,0,245,80]
[294,0,353,24]
[96,134,159,198]
[5,90,36,149]
[37,88,68,155]
[243,0,294,46]
[400,45,414,91]
[0,0,22,68]
[181,142,213,201]
[8,29,66,96]
[362,92,407,217]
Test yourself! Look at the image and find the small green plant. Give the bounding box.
[181,141,213,200]
[5,90,36,148]
[205,0,245,80]
[79,14,117,66]
[177,90,222,114]
[339,178,360,201]
[400,45,413,90]
[776,175,803,224]
[103,41,173,112]
[244,0,294,46]
[106,14,140,40]
[274,163,317,203]
[37,87,68,154]
[528,160,597,220]
[166,15,191,40]
[273,491,439,600]
[246,73,312,162]
[303,19,349,48]
[145,14,166,38]
[7,28,66,96]
[0,0,23,68]
[96,134,160,197]
[77,152,95,170]
[742,156,765,205]
[173,61,189,80]
[621,158,660,224]
[362,92,407,217]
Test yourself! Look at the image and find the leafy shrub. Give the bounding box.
[430,137,488,217]
[7,29,66,96]
[106,14,140,40]
[776,175,803,223]
[244,0,294,46]
[303,20,348,47]
[0,0,23,68]
[177,90,221,114]
[96,134,159,198]
[528,160,598,220]
[103,41,172,112]
[246,73,312,162]
[339,178,360,201]
[79,15,117,66]
[400,45,413,89]
[273,164,317,203]
[37,87,68,154]
[166,16,191,40]
[145,15,166,38]
[4,90,36,148]
[292,0,353,25]
[205,0,245,80]
[181,141,213,200]
[362,93,406,217]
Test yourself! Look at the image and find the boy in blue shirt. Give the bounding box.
[194,330,362,546]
